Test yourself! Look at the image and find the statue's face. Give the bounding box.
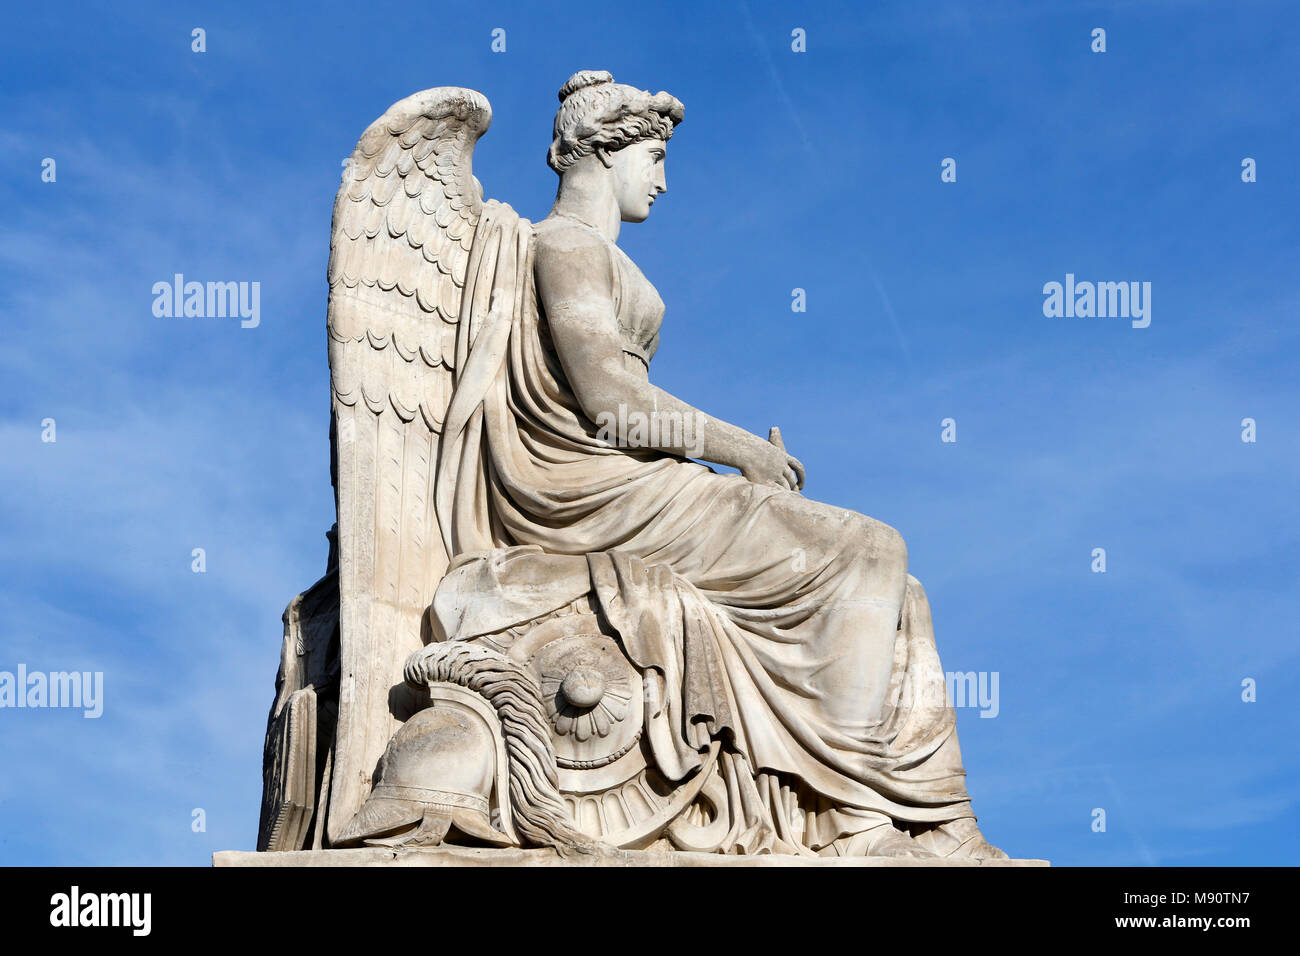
[610,138,667,222]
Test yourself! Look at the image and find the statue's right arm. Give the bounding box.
[534,231,800,489]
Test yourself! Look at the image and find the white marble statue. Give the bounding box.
[259,71,1007,861]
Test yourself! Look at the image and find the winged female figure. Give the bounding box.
[317,70,1006,859]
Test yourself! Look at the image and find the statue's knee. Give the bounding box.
[858,516,907,577]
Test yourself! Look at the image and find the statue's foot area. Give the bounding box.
[824,815,938,858]
[912,817,1009,860]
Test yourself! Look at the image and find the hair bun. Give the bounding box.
[557,69,615,102]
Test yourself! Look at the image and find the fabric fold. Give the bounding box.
[431,208,977,852]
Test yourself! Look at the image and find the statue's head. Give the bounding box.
[548,70,684,223]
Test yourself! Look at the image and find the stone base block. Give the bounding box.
[214,846,1048,867]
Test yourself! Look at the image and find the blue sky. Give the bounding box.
[1,0,1296,866]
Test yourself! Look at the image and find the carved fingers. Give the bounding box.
[786,453,806,492]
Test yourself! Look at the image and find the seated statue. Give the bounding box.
[260,70,1006,861]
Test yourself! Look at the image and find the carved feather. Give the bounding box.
[325,87,491,843]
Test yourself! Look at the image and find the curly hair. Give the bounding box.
[547,69,684,173]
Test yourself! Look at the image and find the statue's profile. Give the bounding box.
[258,70,1008,861]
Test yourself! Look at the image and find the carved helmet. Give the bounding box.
[334,699,513,848]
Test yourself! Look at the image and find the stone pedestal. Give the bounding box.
[215,847,1048,868]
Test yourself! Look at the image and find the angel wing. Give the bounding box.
[325,87,491,842]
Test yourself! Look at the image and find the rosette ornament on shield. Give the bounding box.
[259,72,1011,861]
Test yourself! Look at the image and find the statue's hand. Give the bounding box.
[739,437,804,492]
[785,451,807,491]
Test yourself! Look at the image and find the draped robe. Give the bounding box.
[432,201,977,854]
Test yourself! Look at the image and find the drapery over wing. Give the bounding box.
[325,87,491,842]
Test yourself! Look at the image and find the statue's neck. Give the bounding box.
[549,165,621,243]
